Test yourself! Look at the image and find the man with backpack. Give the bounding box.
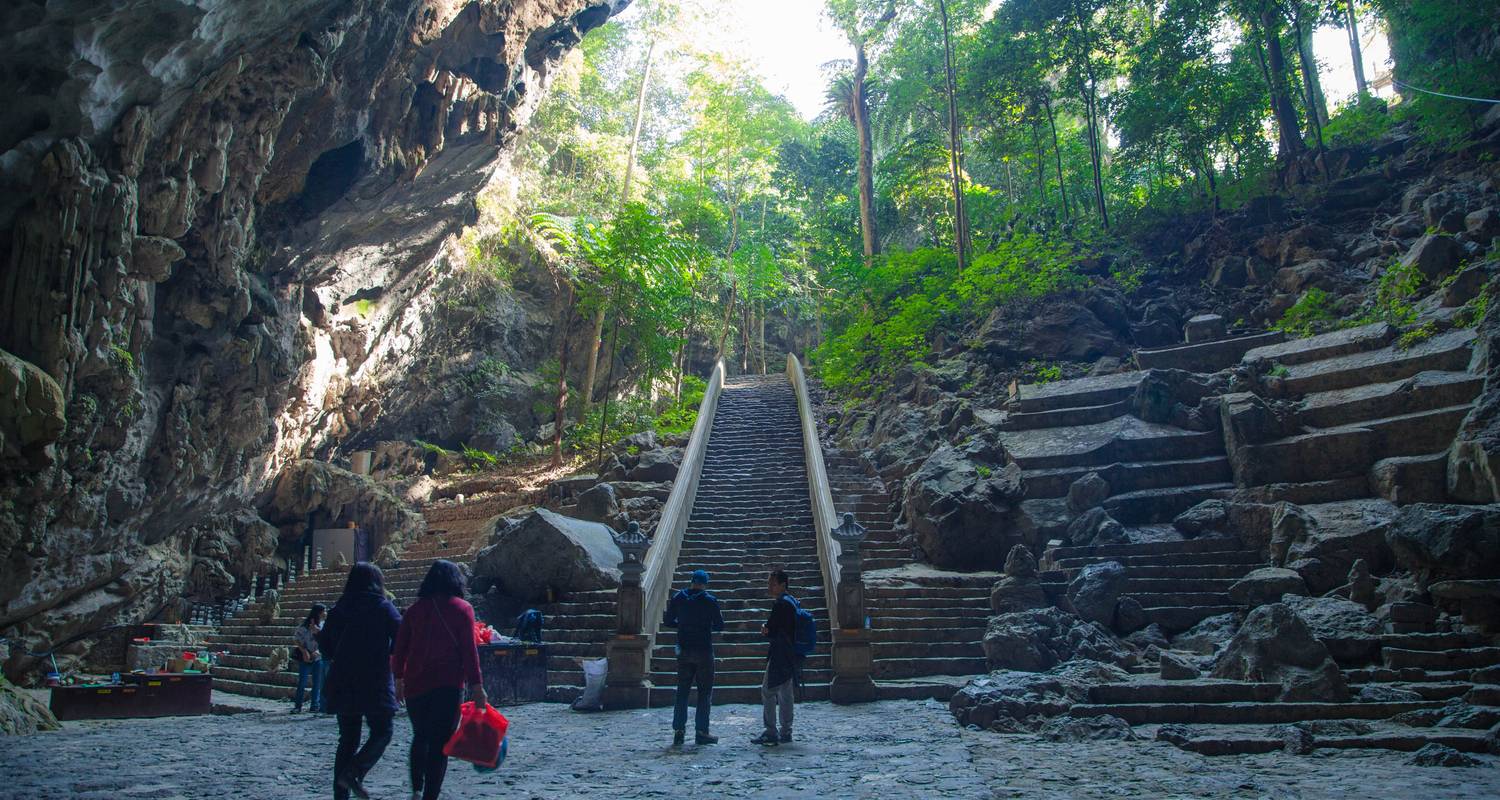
[752,568,814,746]
[664,569,725,745]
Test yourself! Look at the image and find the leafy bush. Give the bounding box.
[1323,94,1393,147]
[1366,259,1425,327]
[1273,288,1337,337]
[460,444,500,471]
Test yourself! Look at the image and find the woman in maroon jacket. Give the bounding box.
[393,560,487,800]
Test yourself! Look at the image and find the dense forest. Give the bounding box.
[455,0,1500,461]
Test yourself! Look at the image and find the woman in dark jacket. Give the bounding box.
[393,560,487,800]
[319,563,402,800]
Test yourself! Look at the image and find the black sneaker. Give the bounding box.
[695,732,719,745]
[750,732,780,746]
[779,731,793,743]
[672,730,685,746]
[336,771,371,800]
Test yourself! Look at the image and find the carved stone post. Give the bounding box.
[829,512,876,703]
[604,521,650,708]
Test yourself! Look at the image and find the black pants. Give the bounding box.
[407,686,463,800]
[334,712,393,800]
[672,648,715,734]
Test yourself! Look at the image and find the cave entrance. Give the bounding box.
[297,138,365,217]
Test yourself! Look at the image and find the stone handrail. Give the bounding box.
[637,360,725,643]
[786,353,842,630]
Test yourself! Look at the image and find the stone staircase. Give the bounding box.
[821,447,991,699]
[640,374,832,704]
[991,319,1500,753]
[210,498,616,702]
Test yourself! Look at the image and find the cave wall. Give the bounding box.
[0,0,629,677]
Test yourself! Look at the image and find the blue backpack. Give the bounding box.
[513,609,543,642]
[786,595,817,657]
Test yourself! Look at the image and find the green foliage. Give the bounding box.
[975,465,993,479]
[1323,94,1393,148]
[110,344,137,377]
[1267,363,1291,378]
[1028,362,1063,384]
[1367,259,1426,327]
[412,439,456,457]
[1274,288,1338,338]
[460,444,500,471]
[1457,287,1492,328]
[1397,321,1438,349]
[353,299,375,318]
[817,234,1091,391]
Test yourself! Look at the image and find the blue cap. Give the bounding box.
[690,570,710,585]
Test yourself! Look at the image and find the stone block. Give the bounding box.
[1184,314,1227,343]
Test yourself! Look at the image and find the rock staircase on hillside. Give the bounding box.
[211,498,614,701]
[822,447,991,699]
[639,375,833,704]
[991,319,1500,754]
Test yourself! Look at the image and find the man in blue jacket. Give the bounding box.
[665,569,725,745]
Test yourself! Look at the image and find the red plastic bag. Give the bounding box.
[473,622,494,644]
[443,702,509,768]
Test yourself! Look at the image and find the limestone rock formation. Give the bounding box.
[1227,567,1308,606]
[982,607,1135,672]
[260,460,425,552]
[0,0,629,676]
[1387,503,1500,584]
[1067,561,1127,627]
[1170,613,1243,656]
[902,435,1030,570]
[473,508,622,601]
[0,676,60,735]
[989,545,1047,615]
[1211,603,1350,702]
[949,659,1130,730]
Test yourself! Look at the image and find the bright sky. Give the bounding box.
[618,1,1392,121]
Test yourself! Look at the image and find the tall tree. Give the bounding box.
[936,0,971,267]
[1342,1,1369,95]
[827,0,897,267]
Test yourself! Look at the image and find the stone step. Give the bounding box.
[1043,563,1254,582]
[1243,321,1395,367]
[1010,371,1145,414]
[1008,425,1223,472]
[870,641,982,659]
[1299,370,1484,429]
[1136,331,1287,373]
[1023,456,1233,501]
[1164,726,1492,756]
[873,656,989,679]
[1279,328,1476,396]
[646,667,834,686]
[212,676,295,700]
[1103,483,1236,525]
[1052,549,1263,571]
[1089,680,1281,704]
[1144,605,1246,632]
[1128,592,1234,608]
[1344,667,1481,684]
[869,626,988,643]
[1001,399,1131,432]
[1068,700,1444,725]
[1383,647,1500,670]
[1380,632,1498,651]
[1048,536,1249,561]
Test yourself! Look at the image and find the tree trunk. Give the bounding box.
[1293,7,1329,127]
[1258,11,1306,159]
[596,317,620,465]
[1068,0,1110,229]
[620,39,657,207]
[674,280,698,400]
[853,42,880,267]
[715,280,737,366]
[757,301,767,375]
[1345,1,1368,95]
[551,285,577,466]
[580,305,605,419]
[937,0,969,271]
[1043,95,1070,220]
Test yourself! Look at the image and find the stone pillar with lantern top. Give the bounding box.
[604,521,651,708]
[829,512,877,704]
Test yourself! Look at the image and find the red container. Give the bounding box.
[443,702,509,768]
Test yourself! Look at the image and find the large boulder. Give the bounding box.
[573,483,622,527]
[949,659,1131,730]
[0,676,59,735]
[989,545,1047,615]
[903,436,1030,570]
[1211,603,1350,701]
[1400,233,1464,280]
[982,607,1136,672]
[1066,507,1126,548]
[1273,500,1397,594]
[976,301,1124,367]
[1171,612,1243,656]
[1228,568,1308,606]
[626,448,680,482]
[1067,561,1127,626]
[1279,594,1384,663]
[472,509,623,601]
[0,349,66,469]
[1387,503,1500,584]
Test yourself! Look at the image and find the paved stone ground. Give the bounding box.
[1,693,1497,799]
